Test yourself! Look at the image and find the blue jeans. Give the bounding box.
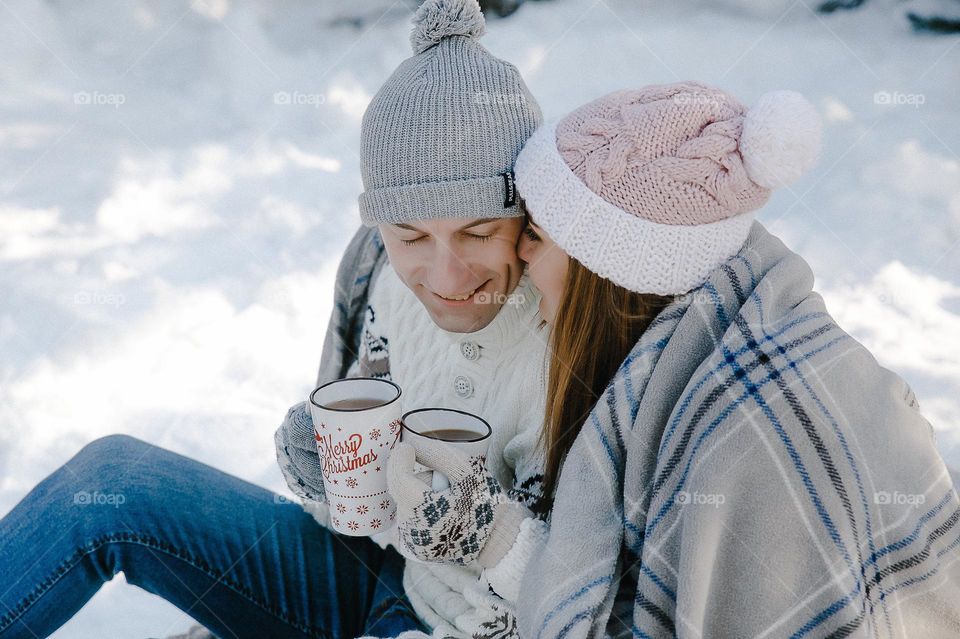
[0,435,429,639]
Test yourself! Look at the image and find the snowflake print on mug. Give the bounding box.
[370,428,381,440]
[347,521,359,532]
[380,499,391,510]
[336,503,347,514]
[357,504,369,515]
[371,518,382,529]
[346,477,358,488]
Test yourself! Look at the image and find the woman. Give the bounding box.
[388,81,960,638]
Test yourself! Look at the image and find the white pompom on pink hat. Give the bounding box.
[515,81,822,295]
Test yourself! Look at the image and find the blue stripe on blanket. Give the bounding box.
[868,491,955,565]
[874,505,960,592]
[607,384,626,457]
[731,253,758,289]
[801,507,960,638]
[651,319,837,499]
[640,564,676,602]
[621,337,672,424]
[732,323,873,626]
[724,342,872,634]
[879,524,960,606]
[790,582,865,638]
[557,610,601,638]
[645,333,853,538]
[633,589,674,636]
[625,336,866,636]
[537,575,612,639]
[734,266,893,630]
[592,411,622,491]
[621,329,861,635]
[656,311,829,456]
[633,328,849,551]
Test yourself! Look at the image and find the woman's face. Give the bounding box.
[517,216,569,324]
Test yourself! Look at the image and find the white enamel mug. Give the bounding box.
[309,377,403,536]
[400,408,492,491]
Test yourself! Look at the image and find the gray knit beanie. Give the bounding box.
[358,0,542,227]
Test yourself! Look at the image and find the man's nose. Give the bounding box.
[428,244,478,294]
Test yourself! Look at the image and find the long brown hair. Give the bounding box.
[534,258,672,517]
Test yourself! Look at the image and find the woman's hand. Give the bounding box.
[387,441,530,566]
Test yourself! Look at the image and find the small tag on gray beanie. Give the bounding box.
[502,170,516,208]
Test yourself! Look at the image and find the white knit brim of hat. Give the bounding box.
[514,118,755,296]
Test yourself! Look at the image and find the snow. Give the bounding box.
[0,0,958,636]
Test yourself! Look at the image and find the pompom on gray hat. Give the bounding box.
[358,0,542,227]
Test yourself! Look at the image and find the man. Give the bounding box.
[275,1,550,637]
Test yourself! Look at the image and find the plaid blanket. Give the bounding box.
[517,222,960,638]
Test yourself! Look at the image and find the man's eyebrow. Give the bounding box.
[392,218,499,233]
[458,217,500,231]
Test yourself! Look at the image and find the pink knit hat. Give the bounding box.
[515,81,822,295]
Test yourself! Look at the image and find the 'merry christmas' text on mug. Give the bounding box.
[309,377,402,536]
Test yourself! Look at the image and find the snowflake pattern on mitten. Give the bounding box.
[461,581,521,639]
[472,597,519,639]
[398,455,504,565]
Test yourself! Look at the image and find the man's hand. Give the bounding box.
[274,401,327,503]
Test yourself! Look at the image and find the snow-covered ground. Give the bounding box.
[1,0,957,636]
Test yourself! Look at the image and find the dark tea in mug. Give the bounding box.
[322,397,386,410]
[417,428,481,442]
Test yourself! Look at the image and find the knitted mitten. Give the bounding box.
[387,441,531,567]
[274,401,326,503]
[462,582,521,639]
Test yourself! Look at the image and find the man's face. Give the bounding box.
[379,217,525,333]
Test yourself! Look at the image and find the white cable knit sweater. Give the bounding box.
[300,264,551,638]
